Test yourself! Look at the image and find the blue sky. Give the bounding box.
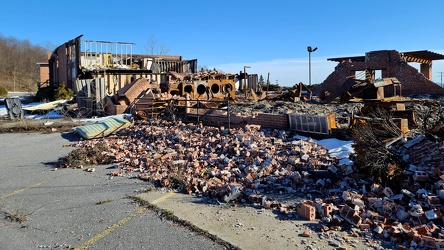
[1,0,443,86]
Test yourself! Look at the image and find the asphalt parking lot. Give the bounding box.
[0,131,374,250]
[0,132,226,249]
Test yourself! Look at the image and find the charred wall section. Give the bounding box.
[49,35,82,90]
[48,36,197,95]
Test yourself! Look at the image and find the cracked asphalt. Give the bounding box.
[0,132,226,250]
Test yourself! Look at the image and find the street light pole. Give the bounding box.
[307,46,318,86]
[244,65,250,98]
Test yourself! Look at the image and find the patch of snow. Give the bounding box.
[293,135,354,166]
[0,105,6,115]
[28,110,65,120]
[0,101,64,118]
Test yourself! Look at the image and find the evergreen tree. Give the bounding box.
[259,75,265,84]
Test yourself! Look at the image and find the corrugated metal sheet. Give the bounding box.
[75,116,130,139]
[288,113,330,135]
[76,78,107,114]
[22,100,67,112]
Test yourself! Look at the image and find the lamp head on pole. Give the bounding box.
[307,46,318,52]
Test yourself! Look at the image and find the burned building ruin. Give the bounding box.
[40,35,198,115]
[317,50,444,97]
[40,35,262,116]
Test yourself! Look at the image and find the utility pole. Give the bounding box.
[243,66,250,98]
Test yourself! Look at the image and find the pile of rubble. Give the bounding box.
[229,99,362,117]
[69,121,341,198]
[65,116,444,248]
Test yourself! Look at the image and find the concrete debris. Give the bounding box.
[229,100,362,118]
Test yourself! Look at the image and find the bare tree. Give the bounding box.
[351,108,403,184]
[198,66,208,72]
[38,40,57,52]
[0,35,47,91]
[144,34,170,55]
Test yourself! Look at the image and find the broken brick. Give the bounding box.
[296,202,316,221]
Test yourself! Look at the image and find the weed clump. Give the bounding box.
[0,86,8,97]
[54,83,73,100]
[4,211,29,223]
[60,142,113,168]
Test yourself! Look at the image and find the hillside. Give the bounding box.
[0,35,49,92]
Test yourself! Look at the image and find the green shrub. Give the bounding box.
[54,83,74,100]
[0,86,8,97]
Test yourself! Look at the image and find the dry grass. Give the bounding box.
[4,210,29,223]
[60,142,113,168]
[96,199,113,205]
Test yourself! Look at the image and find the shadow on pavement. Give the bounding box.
[61,131,81,142]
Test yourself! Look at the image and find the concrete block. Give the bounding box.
[425,209,439,220]
[413,224,429,235]
[352,198,365,210]
[396,210,409,221]
[323,204,333,217]
[413,171,429,182]
[383,187,394,197]
[428,195,441,206]
[296,202,316,221]
[359,224,370,231]
[339,204,362,226]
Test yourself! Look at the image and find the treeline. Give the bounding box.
[0,35,50,92]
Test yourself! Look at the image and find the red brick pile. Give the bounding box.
[67,120,444,248]
[71,121,337,200]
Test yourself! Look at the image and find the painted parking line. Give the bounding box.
[0,181,47,200]
[74,207,147,250]
[74,191,176,250]
[0,171,73,200]
[151,191,176,204]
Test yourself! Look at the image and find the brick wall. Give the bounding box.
[315,61,352,95]
[203,113,289,130]
[247,113,289,129]
[316,50,444,96]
